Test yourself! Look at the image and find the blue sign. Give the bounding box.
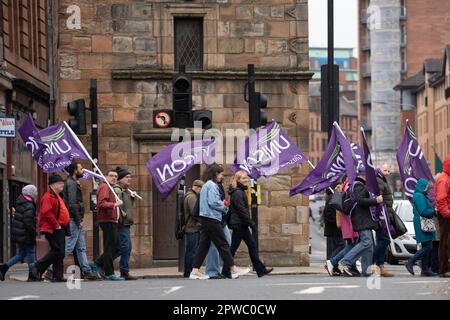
[0,117,16,138]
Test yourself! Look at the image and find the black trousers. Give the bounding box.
[326,235,345,260]
[438,216,450,274]
[192,217,235,269]
[34,229,66,279]
[95,222,120,277]
[223,225,266,276]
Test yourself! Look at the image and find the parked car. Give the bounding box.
[385,200,418,264]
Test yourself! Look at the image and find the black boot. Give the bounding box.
[0,264,9,281]
[27,271,40,282]
[120,272,138,281]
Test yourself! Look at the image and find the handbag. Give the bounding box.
[391,212,407,239]
[328,190,345,212]
[413,202,436,233]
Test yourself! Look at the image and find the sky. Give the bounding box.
[309,0,358,54]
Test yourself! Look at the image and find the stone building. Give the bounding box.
[56,0,312,268]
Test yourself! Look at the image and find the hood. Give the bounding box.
[415,178,429,193]
[16,194,31,206]
[444,156,450,175]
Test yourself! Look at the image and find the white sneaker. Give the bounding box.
[189,271,210,280]
[231,267,251,279]
[325,260,334,277]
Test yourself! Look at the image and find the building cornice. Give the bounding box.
[112,69,314,81]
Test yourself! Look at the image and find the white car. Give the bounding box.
[385,200,418,264]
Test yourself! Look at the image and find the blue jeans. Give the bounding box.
[119,225,132,274]
[409,240,433,272]
[330,239,356,267]
[341,230,374,274]
[65,219,92,273]
[372,228,390,266]
[6,243,36,270]
[184,232,200,277]
[206,225,231,277]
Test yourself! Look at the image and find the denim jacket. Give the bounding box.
[199,180,228,221]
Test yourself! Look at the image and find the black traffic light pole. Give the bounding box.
[247,64,259,252]
[90,79,100,260]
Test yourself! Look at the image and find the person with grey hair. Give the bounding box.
[0,185,39,282]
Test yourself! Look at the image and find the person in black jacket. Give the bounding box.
[323,187,345,260]
[222,171,273,278]
[339,175,383,277]
[0,185,38,282]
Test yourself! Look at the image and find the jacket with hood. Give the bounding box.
[11,195,37,244]
[350,177,379,232]
[435,155,450,218]
[376,170,394,220]
[228,182,254,228]
[412,178,436,243]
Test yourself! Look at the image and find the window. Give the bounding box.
[174,17,203,70]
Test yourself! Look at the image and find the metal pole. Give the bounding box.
[47,0,55,125]
[327,0,334,141]
[90,79,100,260]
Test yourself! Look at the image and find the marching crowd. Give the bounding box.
[0,162,273,282]
[323,158,450,278]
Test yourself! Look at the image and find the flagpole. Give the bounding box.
[63,121,120,202]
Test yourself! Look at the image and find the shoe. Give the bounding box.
[43,269,53,281]
[332,266,342,276]
[342,265,360,277]
[209,274,226,280]
[120,272,138,281]
[379,265,394,277]
[31,266,42,281]
[105,274,125,281]
[51,278,67,283]
[405,261,415,275]
[189,271,209,280]
[231,267,251,279]
[27,271,40,282]
[325,260,334,277]
[84,271,102,281]
[439,272,450,278]
[421,271,438,277]
[349,265,361,277]
[258,267,274,278]
[89,262,105,279]
[0,264,9,281]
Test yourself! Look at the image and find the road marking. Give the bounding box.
[294,285,360,295]
[163,286,183,296]
[268,282,347,286]
[416,292,433,295]
[8,295,39,300]
[394,280,449,284]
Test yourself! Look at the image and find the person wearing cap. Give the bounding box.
[183,179,204,278]
[91,169,124,281]
[0,185,38,282]
[113,167,137,280]
[31,174,70,282]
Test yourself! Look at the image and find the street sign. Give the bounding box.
[153,110,173,128]
[0,117,16,138]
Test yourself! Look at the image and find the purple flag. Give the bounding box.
[63,168,105,181]
[396,120,434,201]
[361,128,395,236]
[230,121,307,179]
[19,114,89,173]
[147,139,217,200]
[290,122,362,196]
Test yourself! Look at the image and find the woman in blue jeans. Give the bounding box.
[405,178,437,277]
[0,185,38,282]
[222,171,273,278]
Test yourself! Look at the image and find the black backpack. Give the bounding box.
[342,181,363,216]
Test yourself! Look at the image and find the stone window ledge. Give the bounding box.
[112,69,314,81]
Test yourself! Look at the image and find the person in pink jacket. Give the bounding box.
[325,178,360,276]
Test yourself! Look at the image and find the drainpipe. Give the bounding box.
[47,0,55,125]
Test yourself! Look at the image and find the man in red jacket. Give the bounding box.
[90,169,123,281]
[435,155,450,277]
[31,174,70,282]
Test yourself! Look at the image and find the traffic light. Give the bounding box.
[247,65,268,130]
[193,110,212,130]
[172,68,192,129]
[67,99,87,134]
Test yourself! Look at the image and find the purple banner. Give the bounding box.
[396,120,435,201]
[147,139,217,200]
[19,114,89,173]
[361,128,395,236]
[290,122,362,196]
[231,121,307,179]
